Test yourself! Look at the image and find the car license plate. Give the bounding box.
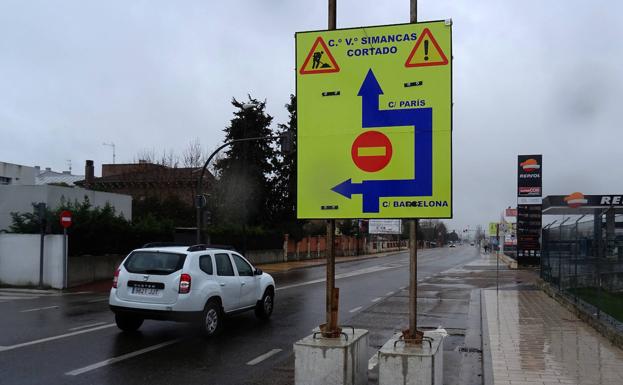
[131,287,162,296]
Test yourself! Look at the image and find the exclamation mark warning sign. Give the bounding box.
[405,28,448,67]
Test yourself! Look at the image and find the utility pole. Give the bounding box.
[406,0,423,344]
[103,142,116,164]
[323,0,339,338]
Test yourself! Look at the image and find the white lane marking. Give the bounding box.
[275,265,394,291]
[349,306,362,313]
[0,288,56,294]
[399,286,407,290]
[0,324,115,352]
[87,297,109,303]
[245,348,283,366]
[368,354,379,370]
[68,322,107,331]
[371,297,382,303]
[386,291,395,296]
[66,339,181,376]
[0,296,38,301]
[20,305,59,313]
[54,291,93,296]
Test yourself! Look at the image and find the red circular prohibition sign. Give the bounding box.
[351,131,393,172]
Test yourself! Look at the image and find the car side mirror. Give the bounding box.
[254,268,263,276]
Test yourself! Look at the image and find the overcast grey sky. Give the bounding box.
[1,0,622,231]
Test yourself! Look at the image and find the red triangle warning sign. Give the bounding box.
[300,37,340,75]
[405,28,449,68]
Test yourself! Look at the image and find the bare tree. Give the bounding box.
[135,148,156,163]
[183,138,204,168]
[159,149,179,168]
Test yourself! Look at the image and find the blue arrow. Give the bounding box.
[332,69,433,213]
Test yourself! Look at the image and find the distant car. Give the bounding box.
[470,242,475,246]
[449,242,456,248]
[109,245,275,337]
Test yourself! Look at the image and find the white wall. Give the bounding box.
[0,234,65,289]
[0,185,132,231]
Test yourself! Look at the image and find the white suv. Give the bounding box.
[109,244,275,337]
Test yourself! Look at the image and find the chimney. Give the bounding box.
[85,160,94,188]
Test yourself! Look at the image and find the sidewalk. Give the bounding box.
[483,288,623,385]
[256,249,404,273]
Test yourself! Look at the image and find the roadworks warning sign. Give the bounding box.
[300,37,340,74]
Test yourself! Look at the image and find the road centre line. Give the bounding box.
[386,291,395,296]
[349,306,362,313]
[68,322,107,331]
[0,324,116,352]
[245,349,283,366]
[20,305,59,313]
[66,339,181,376]
[371,297,382,303]
[275,265,395,291]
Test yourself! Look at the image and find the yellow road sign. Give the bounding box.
[489,222,499,236]
[296,20,452,219]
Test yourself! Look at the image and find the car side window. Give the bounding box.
[232,254,253,277]
[215,253,235,276]
[199,255,213,275]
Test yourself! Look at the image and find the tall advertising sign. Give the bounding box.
[516,155,542,265]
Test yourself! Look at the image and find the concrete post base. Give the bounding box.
[378,331,445,385]
[294,328,368,385]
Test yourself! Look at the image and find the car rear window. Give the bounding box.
[124,251,186,275]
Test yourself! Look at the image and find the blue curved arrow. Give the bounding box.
[331,69,433,213]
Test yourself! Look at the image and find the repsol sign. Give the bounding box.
[600,196,623,205]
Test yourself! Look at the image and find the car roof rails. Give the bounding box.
[186,244,236,252]
[142,242,189,248]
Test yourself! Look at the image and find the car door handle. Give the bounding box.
[220,283,226,287]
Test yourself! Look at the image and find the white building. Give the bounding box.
[0,162,37,185]
[0,161,131,232]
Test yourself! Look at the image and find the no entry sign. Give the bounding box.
[351,131,393,172]
[60,210,72,229]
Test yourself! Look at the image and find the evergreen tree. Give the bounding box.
[213,96,275,228]
[270,94,305,239]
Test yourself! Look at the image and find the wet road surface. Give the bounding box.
[0,245,480,385]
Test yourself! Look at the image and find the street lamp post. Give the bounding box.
[195,134,290,245]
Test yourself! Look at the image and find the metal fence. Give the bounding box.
[541,218,623,332]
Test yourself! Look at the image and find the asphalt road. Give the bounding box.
[0,245,480,385]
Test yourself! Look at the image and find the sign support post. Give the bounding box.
[63,227,68,289]
[59,210,73,289]
[404,0,424,345]
[322,0,340,338]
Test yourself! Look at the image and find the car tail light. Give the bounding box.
[179,273,191,294]
[112,268,120,289]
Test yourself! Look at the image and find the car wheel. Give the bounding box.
[115,313,143,332]
[200,301,223,337]
[255,288,274,320]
